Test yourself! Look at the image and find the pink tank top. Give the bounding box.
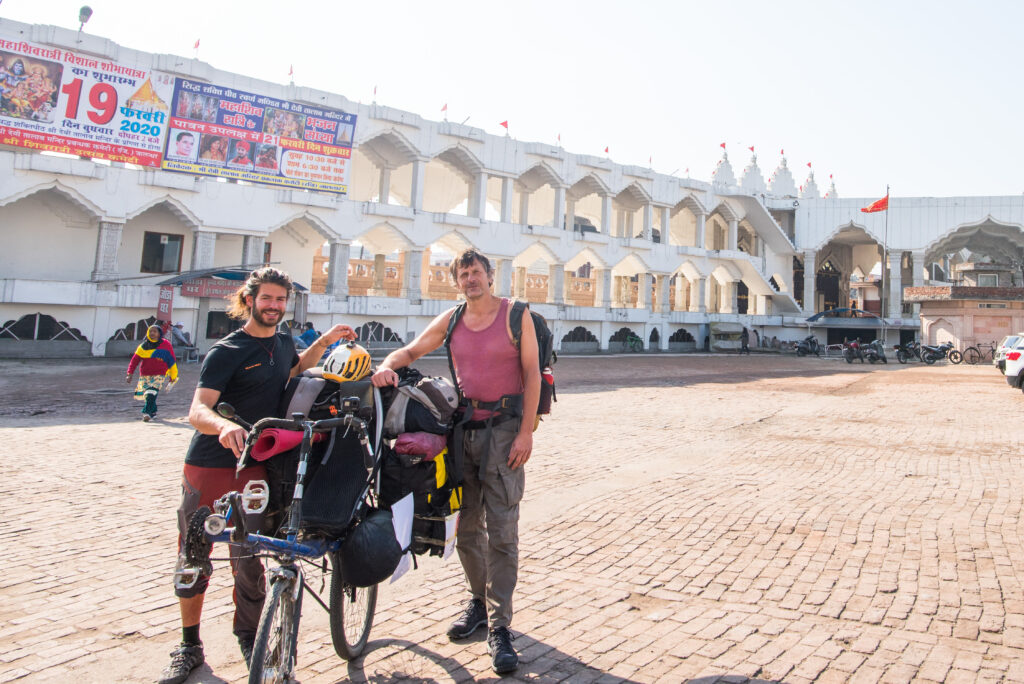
[449,298,523,411]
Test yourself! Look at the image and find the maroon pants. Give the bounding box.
[174,464,268,640]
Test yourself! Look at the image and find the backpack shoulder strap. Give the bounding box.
[444,303,467,395]
[509,299,527,350]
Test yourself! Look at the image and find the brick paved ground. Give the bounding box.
[1,354,1022,683]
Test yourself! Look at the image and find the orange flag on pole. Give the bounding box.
[860,195,889,213]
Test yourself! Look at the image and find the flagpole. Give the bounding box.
[883,184,890,345]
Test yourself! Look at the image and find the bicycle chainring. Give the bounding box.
[184,506,214,577]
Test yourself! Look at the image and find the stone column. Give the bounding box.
[642,204,653,241]
[600,194,612,235]
[637,274,651,309]
[410,159,426,210]
[889,253,903,318]
[469,171,488,219]
[495,258,512,297]
[369,253,387,295]
[547,264,565,304]
[656,274,670,313]
[519,192,530,226]
[566,199,576,234]
[690,277,706,313]
[674,275,687,310]
[911,250,925,317]
[500,178,514,222]
[91,220,124,281]
[326,240,350,300]
[190,230,216,270]
[242,235,265,268]
[401,249,423,303]
[695,213,706,249]
[378,167,391,204]
[728,219,739,251]
[515,266,527,298]
[553,185,566,229]
[660,207,671,244]
[803,250,816,315]
[724,281,738,313]
[594,268,610,307]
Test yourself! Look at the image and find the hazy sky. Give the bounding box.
[2,0,1022,199]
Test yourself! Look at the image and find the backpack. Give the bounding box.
[380,367,459,439]
[444,299,557,418]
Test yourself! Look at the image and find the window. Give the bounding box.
[206,311,242,339]
[979,303,1007,309]
[978,273,998,287]
[263,241,272,265]
[140,231,184,273]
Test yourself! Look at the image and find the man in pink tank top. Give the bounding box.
[372,248,540,674]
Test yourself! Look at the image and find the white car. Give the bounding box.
[1002,337,1024,390]
[995,334,1023,373]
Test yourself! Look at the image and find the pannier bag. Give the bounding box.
[379,441,462,556]
[337,508,403,587]
[381,368,458,439]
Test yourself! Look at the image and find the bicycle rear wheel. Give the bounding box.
[249,574,302,684]
[965,347,981,365]
[329,551,378,660]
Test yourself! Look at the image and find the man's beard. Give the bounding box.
[251,305,282,328]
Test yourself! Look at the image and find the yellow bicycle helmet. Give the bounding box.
[322,341,372,382]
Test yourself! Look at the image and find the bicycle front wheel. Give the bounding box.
[329,551,378,660]
[249,574,302,684]
[965,347,981,365]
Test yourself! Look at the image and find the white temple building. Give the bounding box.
[2,19,1024,358]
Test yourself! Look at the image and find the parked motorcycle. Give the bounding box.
[920,341,962,365]
[864,339,888,364]
[894,340,922,364]
[843,339,866,364]
[795,335,822,357]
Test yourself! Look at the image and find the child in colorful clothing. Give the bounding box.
[126,325,178,421]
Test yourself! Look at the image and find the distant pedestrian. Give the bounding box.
[126,325,178,421]
[740,327,751,355]
[295,321,319,349]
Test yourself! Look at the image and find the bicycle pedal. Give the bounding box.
[173,567,200,590]
[241,480,269,514]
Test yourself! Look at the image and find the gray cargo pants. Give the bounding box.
[456,417,525,629]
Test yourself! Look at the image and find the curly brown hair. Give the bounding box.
[448,248,492,282]
[226,267,293,320]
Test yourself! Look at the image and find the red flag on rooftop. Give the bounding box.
[807,162,812,168]
[441,103,447,112]
[499,120,508,129]
[289,65,293,77]
[604,146,609,153]
[720,142,726,149]
[860,195,889,213]
[748,146,754,152]
[193,38,200,49]
[780,148,784,155]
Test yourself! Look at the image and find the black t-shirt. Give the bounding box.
[185,329,300,468]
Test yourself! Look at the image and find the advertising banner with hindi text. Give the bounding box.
[0,34,174,166]
[162,79,356,194]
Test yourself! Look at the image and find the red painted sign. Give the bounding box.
[180,277,240,299]
[157,284,174,322]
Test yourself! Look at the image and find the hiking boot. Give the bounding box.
[157,641,204,684]
[487,626,519,674]
[238,636,254,668]
[446,598,486,640]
